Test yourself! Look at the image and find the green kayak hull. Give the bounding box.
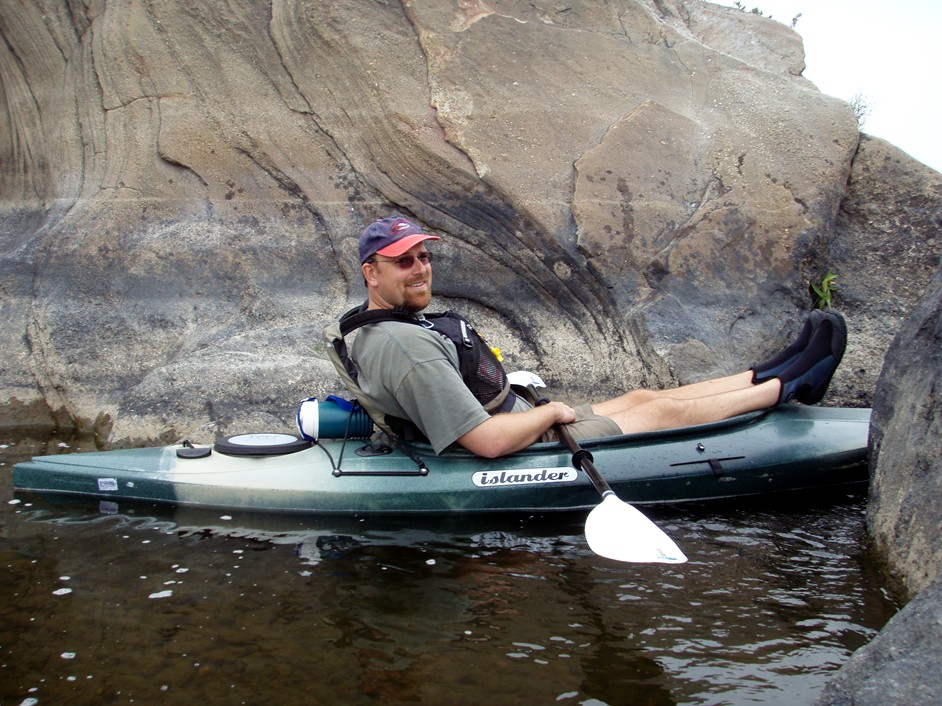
[13,406,871,515]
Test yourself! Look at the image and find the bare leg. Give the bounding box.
[592,371,755,417]
[592,377,781,435]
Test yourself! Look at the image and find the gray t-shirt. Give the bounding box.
[351,320,492,453]
[349,318,621,453]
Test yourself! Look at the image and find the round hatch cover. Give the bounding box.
[214,433,312,456]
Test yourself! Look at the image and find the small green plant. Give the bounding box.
[810,272,838,310]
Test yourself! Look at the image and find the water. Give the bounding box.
[0,434,897,706]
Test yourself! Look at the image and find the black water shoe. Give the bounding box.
[776,312,847,405]
[751,310,826,384]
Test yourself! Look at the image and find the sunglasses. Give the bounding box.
[367,251,433,269]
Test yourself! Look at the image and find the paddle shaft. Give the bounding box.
[553,420,614,498]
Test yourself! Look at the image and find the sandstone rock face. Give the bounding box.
[0,0,938,445]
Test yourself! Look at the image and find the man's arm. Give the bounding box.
[457,401,576,458]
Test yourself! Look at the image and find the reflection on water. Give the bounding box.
[1,435,896,705]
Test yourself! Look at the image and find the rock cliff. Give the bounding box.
[5,0,937,444]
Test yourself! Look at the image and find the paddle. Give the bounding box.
[523,381,688,564]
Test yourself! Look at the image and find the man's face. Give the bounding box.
[363,244,433,312]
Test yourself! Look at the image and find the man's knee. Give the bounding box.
[602,395,689,434]
[656,396,689,416]
[592,388,661,419]
[615,389,654,405]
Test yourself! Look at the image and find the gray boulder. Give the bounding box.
[869,265,942,598]
[816,265,942,705]
[815,572,942,706]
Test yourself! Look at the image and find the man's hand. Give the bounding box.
[544,400,577,425]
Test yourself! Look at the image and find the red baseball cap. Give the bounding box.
[358,217,440,264]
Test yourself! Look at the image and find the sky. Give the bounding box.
[712,0,942,174]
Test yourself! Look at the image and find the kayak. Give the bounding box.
[12,402,871,515]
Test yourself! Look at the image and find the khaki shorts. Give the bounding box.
[540,404,621,443]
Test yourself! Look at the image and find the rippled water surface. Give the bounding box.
[1,435,897,705]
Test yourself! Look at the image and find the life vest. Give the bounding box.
[323,303,515,440]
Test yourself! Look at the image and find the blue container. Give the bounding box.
[297,397,374,441]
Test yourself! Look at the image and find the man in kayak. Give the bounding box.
[340,216,846,458]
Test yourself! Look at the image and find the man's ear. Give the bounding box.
[362,262,378,287]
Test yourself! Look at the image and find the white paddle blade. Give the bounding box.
[585,495,687,564]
